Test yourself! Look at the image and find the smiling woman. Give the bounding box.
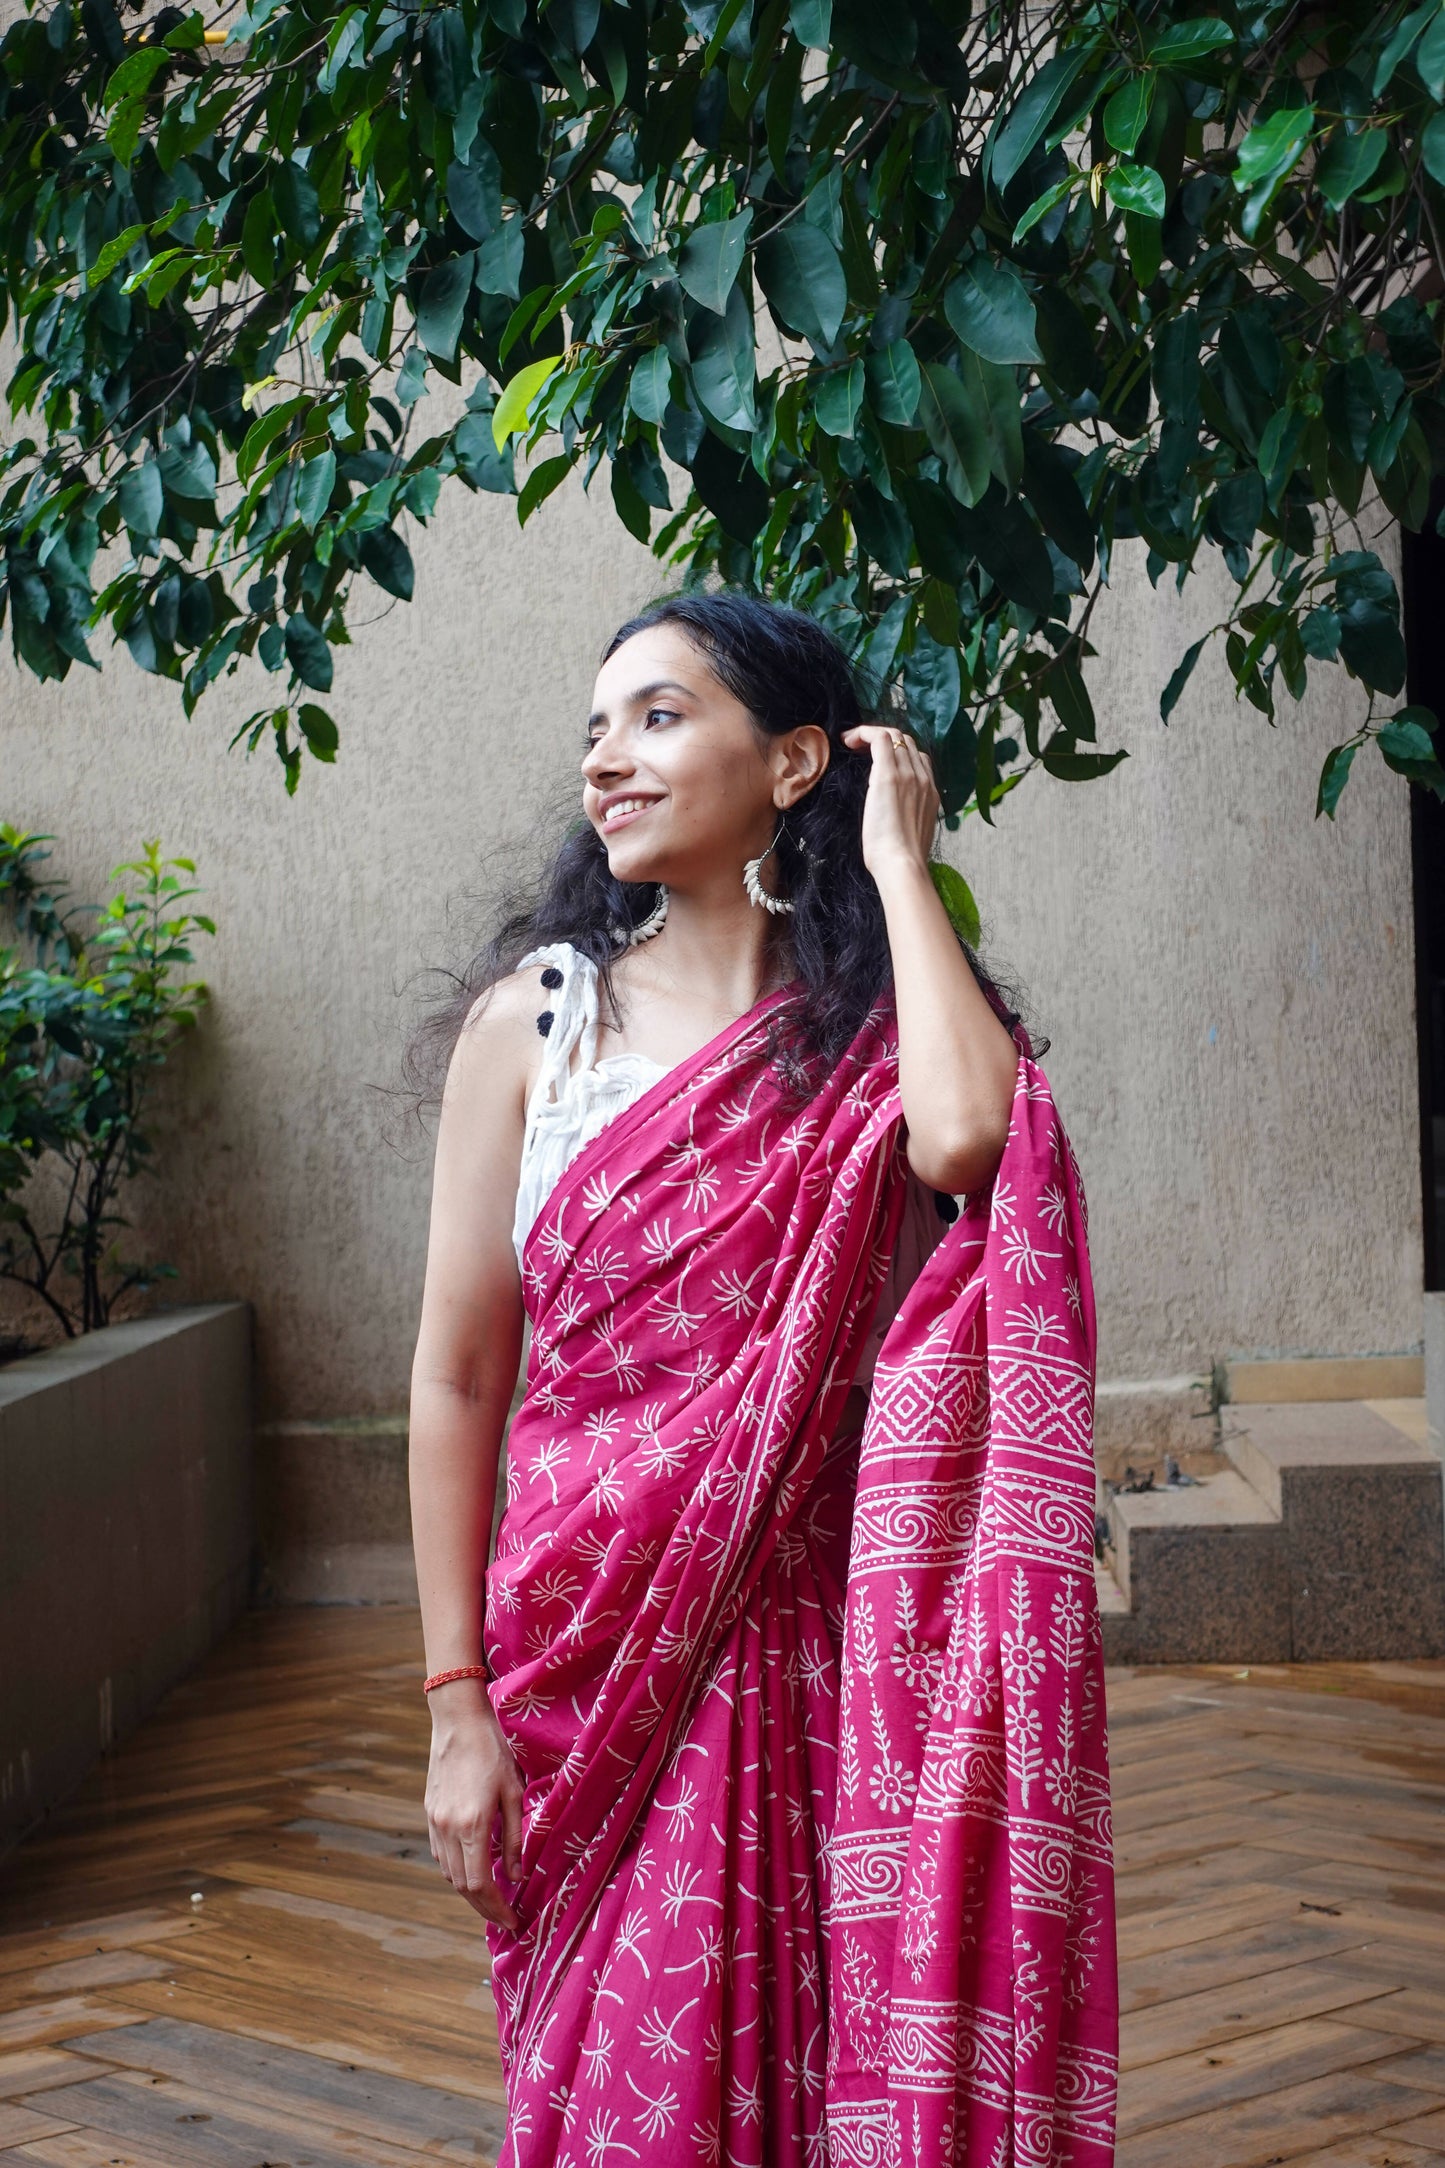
[405,592,1117,2168]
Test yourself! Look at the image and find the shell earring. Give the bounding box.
[610,884,669,946]
[743,828,795,916]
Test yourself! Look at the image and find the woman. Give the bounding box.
[409,594,1116,2168]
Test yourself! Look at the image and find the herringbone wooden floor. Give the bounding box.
[1,1607,1443,2165]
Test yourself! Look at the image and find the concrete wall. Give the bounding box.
[0,476,1424,1419]
[0,1304,253,1855]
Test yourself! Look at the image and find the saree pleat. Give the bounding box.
[483,992,1116,2167]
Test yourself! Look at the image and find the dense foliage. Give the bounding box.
[2,0,1444,816]
[0,829,212,1337]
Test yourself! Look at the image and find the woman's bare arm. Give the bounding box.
[840,723,1019,1197]
[409,970,539,1929]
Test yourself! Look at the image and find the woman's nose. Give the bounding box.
[582,729,629,781]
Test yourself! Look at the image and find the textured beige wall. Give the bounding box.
[964,546,1421,1379]
[0,480,1424,1415]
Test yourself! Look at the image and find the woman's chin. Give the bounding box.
[606,851,668,886]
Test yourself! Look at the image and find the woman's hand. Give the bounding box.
[841,723,941,882]
[424,1680,524,1931]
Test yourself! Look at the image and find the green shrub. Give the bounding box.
[0,827,214,1340]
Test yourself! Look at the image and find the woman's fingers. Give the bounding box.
[433,1814,519,1930]
[459,1829,519,1931]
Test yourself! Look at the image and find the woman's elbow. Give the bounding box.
[907,1107,1011,1198]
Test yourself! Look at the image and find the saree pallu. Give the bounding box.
[483,988,1117,2168]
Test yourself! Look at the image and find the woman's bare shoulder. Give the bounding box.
[444,965,550,1114]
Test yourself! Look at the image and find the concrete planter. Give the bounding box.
[0,1303,253,1861]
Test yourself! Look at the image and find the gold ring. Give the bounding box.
[890,731,906,750]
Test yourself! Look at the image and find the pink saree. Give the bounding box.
[483,984,1117,2167]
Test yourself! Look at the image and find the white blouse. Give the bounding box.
[508,942,946,1387]
[510,941,664,1269]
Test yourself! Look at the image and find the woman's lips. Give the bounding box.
[600,798,661,834]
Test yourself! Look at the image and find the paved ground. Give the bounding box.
[1,1607,1444,2165]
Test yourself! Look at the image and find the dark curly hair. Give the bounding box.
[406,590,1036,1109]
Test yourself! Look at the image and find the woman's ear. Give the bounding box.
[774,724,831,806]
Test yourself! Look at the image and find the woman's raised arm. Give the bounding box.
[409,972,537,1930]
[840,722,1020,1197]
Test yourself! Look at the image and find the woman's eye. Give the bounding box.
[644,707,679,727]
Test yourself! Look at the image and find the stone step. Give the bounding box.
[1098,1398,1445,1665]
[1101,1470,1285,1666]
[1220,1400,1445,1661]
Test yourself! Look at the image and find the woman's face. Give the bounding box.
[581,625,825,889]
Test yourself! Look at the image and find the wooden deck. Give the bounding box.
[1,1609,1444,2166]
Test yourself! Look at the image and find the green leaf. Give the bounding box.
[901,634,962,738]
[1316,740,1359,819]
[928,860,981,948]
[274,161,321,250]
[1039,742,1128,781]
[454,413,514,492]
[102,44,170,108]
[611,457,652,544]
[678,210,751,314]
[1339,597,1406,694]
[1422,112,1445,188]
[395,347,429,407]
[117,460,163,538]
[297,702,338,762]
[1105,162,1166,219]
[477,218,523,299]
[492,357,561,451]
[1146,16,1234,62]
[241,191,278,286]
[1012,172,1076,244]
[107,96,147,168]
[448,147,502,241]
[690,282,757,431]
[797,0,831,48]
[963,349,1023,495]
[1103,77,1152,157]
[86,222,147,288]
[864,339,920,427]
[517,452,572,525]
[989,49,1088,196]
[1420,9,1445,98]
[955,491,1053,613]
[756,223,847,349]
[1378,711,1439,768]
[789,0,830,48]
[416,254,475,361]
[1301,606,1340,660]
[295,450,335,530]
[421,8,469,115]
[815,358,864,438]
[691,432,769,543]
[1235,106,1314,195]
[359,526,414,600]
[1022,433,1095,573]
[918,361,991,508]
[1047,653,1095,740]
[158,437,217,502]
[237,393,310,484]
[944,259,1042,367]
[1372,0,1436,94]
[850,483,911,578]
[628,347,673,425]
[1315,128,1389,210]
[284,615,333,692]
[1160,635,1206,722]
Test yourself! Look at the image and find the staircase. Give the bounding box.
[1096,1391,1445,1664]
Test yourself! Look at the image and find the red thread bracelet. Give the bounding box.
[423,1664,489,1695]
